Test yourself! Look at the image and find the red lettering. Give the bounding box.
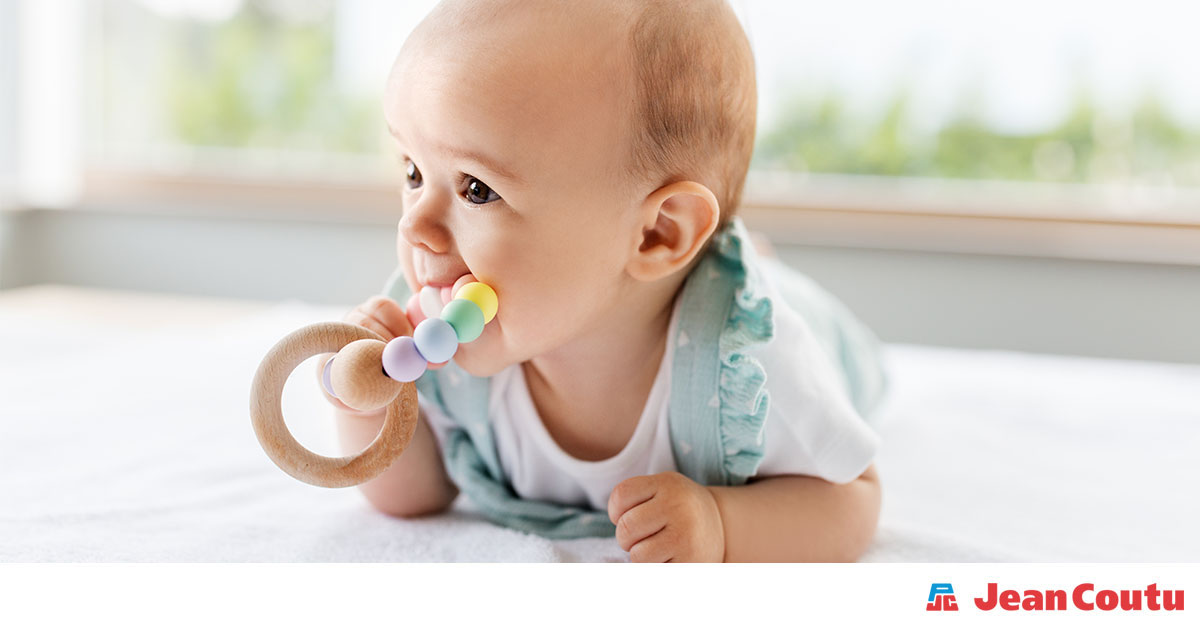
[970,582,1181,613]
[975,582,998,610]
[1146,583,1161,611]
[1073,583,1094,610]
[1120,589,1142,610]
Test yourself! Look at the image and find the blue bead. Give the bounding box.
[412,317,458,363]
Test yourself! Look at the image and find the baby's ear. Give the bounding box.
[627,181,720,282]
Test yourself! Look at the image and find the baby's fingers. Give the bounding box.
[628,528,676,563]
[614,499,668,553]
[607,474,659,525]
[345,296,413,340]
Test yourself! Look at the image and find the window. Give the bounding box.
[82,0,1200,218]
[746,1,1200,187]
[0,1,20,196]
[90,0,437,182]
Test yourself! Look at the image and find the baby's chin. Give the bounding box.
[449,347,511,378]
[446,329,514,378]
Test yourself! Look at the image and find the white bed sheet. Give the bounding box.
[2,285,1197,562]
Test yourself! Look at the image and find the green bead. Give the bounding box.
[440,298,485,343]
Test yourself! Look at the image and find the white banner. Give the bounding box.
[0,563,1194,626]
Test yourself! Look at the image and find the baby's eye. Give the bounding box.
[405,160,423,189]
[464,176,501,205]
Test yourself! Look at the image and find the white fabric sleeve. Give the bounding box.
[749,283,882,484]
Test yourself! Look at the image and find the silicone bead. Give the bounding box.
[440,298,485,343]
[418,285,443,319]
[412,317,458,363]
[454,282,498,323]
[440,286,453,305]
[381,336,427,382]
[405,293,427,328]
[451,274,475,298]
[322,356,338,398]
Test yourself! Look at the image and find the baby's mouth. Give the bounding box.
[413,254,472,292]
[421,273,477,304]
[412,272,479,324]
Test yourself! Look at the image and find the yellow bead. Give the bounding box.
[454,282,498,323]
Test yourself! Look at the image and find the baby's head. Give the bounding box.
[385,0,756,376]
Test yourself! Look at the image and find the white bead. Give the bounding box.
[418,285,444,319]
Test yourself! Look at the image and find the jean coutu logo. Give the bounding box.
[927,583,958,611]
[928,582,1185,612]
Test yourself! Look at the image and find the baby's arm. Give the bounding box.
[709,466,880,562]
[320,296,458,517]
[608,466,880,562]
[329,394,457,516]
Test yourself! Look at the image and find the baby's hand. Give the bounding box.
[341,295,447,369]
[344,295,413,341]
[319,296,438,409]
[607,472,725,562]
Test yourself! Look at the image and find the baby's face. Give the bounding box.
[384,5,644,376]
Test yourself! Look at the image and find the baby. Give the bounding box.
[326,0,886,562]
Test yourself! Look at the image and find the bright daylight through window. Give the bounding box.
[89,0,1200,213]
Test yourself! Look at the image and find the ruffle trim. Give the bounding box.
[711,219,775,483]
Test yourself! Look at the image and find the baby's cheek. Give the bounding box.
[394,235,419,293]
[517,290,596,350]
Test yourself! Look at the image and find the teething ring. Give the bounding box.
[249,322,418,488]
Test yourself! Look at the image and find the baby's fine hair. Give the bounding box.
[627,0,757,230]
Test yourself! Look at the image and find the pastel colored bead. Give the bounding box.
[321,356,338,398]
[454,282,498,323]
[412,317,458,363]
[440,286,453,305]
[418,285,443,319]
[405,293,427,328]
[381,336,427,383]
[440,298,485,343]
[451,274,476,298]
[330,339,405,412]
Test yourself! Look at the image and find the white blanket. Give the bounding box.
[2,286,1197,561]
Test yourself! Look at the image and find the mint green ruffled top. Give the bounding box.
[381,217,888,539]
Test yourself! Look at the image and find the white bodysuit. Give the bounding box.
[420,277,881,512]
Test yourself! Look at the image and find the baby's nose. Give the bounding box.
[399,193,453,254]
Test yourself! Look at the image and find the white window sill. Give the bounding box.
[79,168,1200,267]
[740,172,1200,266]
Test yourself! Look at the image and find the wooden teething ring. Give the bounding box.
[250,322,418,488]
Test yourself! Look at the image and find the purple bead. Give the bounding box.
[381,336,428,383]
[322,356,338,398]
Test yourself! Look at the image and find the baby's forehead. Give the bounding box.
[387,1,639,181]
[400,1,634,90]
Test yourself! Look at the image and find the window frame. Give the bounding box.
[82,166,1200,267]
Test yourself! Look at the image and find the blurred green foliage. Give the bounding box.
[754,87,1200,186]
[160,1,380,154]
[147,1,1200,187]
